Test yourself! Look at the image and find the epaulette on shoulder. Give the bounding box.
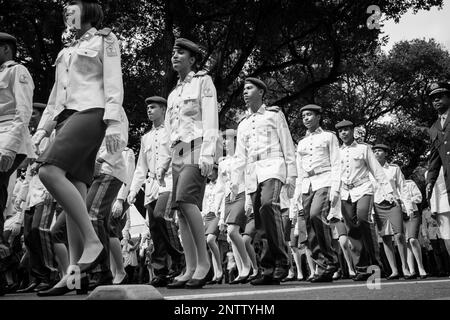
[357,142,371,147]
[6,62,18,68]
[265,105,281,112]
[389,163,399,168]
[95,28,112,37]
[323,129,337,136]
[194,70,208,77]
[238,114,248,124]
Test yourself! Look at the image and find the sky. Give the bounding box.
[381,0,450,52]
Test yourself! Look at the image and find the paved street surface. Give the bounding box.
[1,278,450,300]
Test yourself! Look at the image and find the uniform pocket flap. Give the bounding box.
[76,48,99,57]
[0,81,8,89]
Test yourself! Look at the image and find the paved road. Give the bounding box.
[1,277,450,300]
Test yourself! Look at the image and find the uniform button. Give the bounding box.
[447,151,450,155]
[64,87,67,90]
[66,69,69,72]
[445,141,448,144]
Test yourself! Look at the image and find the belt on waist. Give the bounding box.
[249,151,284,163]
[342,176,370,190]
[305,166,331,177]
[0,114,15,122]
[171,137,203,156]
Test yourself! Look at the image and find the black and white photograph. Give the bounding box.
[1,0,450,310]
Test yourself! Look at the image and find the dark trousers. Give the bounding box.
[250,178,288,276]
[23,203,58,282]
[86,174,123,273]
[302,186,338,274]
[341,194,379,272]
[0,154,26,245]
[148,191,183,277]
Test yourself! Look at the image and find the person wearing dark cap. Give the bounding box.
[127,96,184,288]
[0,32,36,295]
[31,0,125,296]
[295,104,340,282]
[163,38,219,289]
[372,144,412,279]
[335,120,393,281]
[231,77,297,285]
[426,82,450,210]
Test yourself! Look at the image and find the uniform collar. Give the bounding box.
[382,162,390,169]
[341,140,358,149]
[305,126,323,137]
[249,104,266,115]
[177,71,195,86]
[152,122,164,130]
[69,27,97,47]
[0,60,15,71]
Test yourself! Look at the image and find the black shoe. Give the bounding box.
[76,247,107,274]
[16,281,40,294]
[185,277,208,289]
[404,273,417,280]
[230,268,252,285]
[419,274,428,280]
[248,269,261,282]
[273,267,289,281]
[150,276,168,288]
[206,274,224,285]
[281,276,296,283]
[250,275,280,286]
[37,275,88,297]
[5,283,19,294]
[353,273,371,282]
[310,273,333,283]
[167,279,189,289]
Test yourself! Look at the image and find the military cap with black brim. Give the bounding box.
[373,144,390,152]
[145,96,167,106]
[300,104,323,114]
[173,38,202,61]
[0,32,17,46]
[335,120,354,130]
[245,77,268,93]
[428,82,450,97]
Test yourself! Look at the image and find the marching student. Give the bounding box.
[231,77,297,285]
[32,0,125,295]
[372,144,412,279]
[0,32,35,294]
[202,166,223,285]
[217,129,253,284]
[109,147,135,285]
[163,38,219,289]
[335,120,394,281]
[127,96,184,288]
[295,104,340,282]
[402,177,428,279]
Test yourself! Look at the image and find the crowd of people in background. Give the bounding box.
[2,0,450,298]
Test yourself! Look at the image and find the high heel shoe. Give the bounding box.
[207,274,224,285]
[167,279,189,289]
[76,247,107,274]
[185,276,208,289]
[37,274,88,297]
[230,268,252,285]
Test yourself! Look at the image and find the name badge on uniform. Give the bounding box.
[106,44,118,57]
[203,86,213,97]
[19,74,29,84]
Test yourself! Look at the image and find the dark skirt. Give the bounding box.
[37,108,106,186]
[243,212,257,239]
[373,201,404,236]
[405,211,422,240]
[203,212,219,237]
[282,214,292,242]
[171,139,207,210]
[224,192,247,232]
[330,219,348,240]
